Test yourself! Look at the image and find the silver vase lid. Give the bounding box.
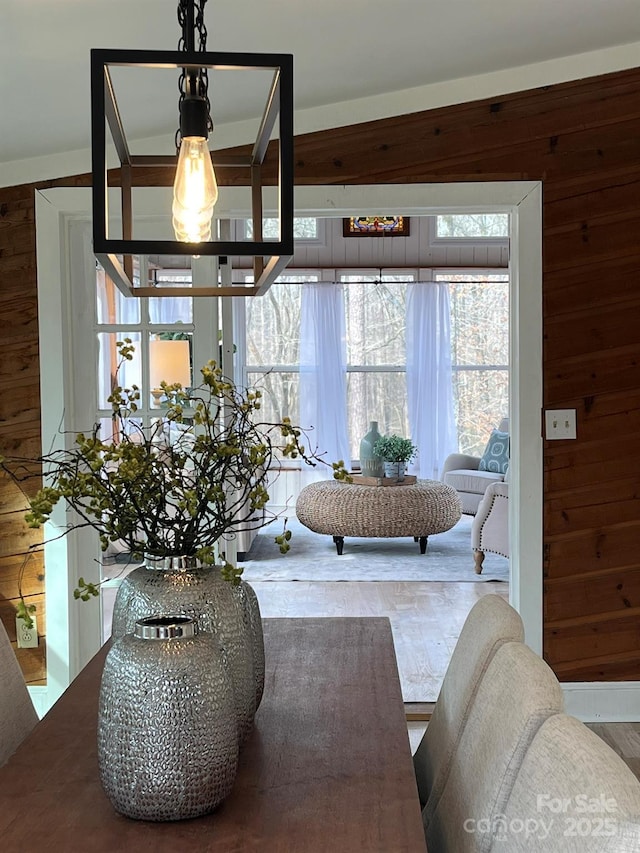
[134,615,198,640]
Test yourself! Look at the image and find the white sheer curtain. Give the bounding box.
[148,295,193,325]
[299,282,350,480]
[406,281,457,480]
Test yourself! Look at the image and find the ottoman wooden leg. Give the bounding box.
[333,536,345,555]
[419,536,428,554]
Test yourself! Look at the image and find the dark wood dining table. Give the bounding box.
[0,616,426,852]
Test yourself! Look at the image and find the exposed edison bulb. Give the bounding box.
[172,136,218,243]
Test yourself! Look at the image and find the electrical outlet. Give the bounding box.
[545,409,577,440]
[16,614,38,649]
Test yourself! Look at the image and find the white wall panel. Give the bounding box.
[232,215,508,272]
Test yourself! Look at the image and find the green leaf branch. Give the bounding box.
[16,598,36,630]
[0,341,352,589]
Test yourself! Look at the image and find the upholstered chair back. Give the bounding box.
[489,714,640,851]
[413,595,524,808]
[425,641,564,853]
[0,619,38,766]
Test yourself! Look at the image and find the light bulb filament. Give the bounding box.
[172,136,218,243]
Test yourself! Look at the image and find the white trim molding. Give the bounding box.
[35,189,102,710]
[34,181,639,721]
[563,683,640,723]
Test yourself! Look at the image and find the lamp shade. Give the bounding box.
[149,339,191,389]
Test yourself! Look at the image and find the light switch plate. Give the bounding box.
[545,409,577,440]
[16,613,38,648]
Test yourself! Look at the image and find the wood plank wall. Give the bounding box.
[0,183,46,683]
[292,67,640,682]
[1,65,640,683]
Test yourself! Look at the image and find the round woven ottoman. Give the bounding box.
[295,479,462,555]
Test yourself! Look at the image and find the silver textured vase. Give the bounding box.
[98,615,238,821]
[237,579,265,709]
[111,557,260,742]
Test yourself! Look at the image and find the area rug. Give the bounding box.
[238,514,508,583]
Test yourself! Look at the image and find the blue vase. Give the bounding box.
[360,421,384,478]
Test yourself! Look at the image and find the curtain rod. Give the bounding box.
[235,264,508,271]
[252,279,508,285]
[231,263,509,285]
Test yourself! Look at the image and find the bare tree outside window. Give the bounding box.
[437,214,509,239]
[341,275,409,459]
[245,217,318,240]
[245,278,307,430]
[243,270,509,466]
[440,273,509,455]
[97,210,511,475]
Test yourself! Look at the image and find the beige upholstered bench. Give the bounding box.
[296,479,462,554]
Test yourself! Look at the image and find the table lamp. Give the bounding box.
[149,339,191,406]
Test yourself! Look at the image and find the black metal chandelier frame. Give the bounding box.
[91,46,294,298]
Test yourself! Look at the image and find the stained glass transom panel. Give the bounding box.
[343,216,410,236]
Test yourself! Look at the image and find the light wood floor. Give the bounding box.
[104,578,640,775]
[588,723,640,781]
[251,580,640,779]
[251,580,508,703]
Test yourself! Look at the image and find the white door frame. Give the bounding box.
[33,183,637,721]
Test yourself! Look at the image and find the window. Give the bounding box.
[95,266,196,436]
[244,274,316,428]
[241,268,509,463]
[437,272,509,456]
[244,217,320,241]
[341,273,411,460]
[342,216,410,237]
[242,270,413,463]
[436,214,509,239]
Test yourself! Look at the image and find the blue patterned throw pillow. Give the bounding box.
[478,429,510,474]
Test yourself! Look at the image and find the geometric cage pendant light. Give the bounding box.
[90,0,293,298]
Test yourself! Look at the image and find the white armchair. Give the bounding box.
[441,418,509,515]
[471,479,509,573]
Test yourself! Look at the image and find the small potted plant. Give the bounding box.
[372,434,418,481]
